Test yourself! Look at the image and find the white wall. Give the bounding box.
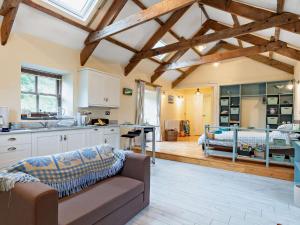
[294,62,300,121]
[0,32,165,123]
[175,57,294,126]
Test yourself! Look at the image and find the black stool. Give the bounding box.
[121,131,140,151]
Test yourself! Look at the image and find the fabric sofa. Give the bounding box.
[0,153,150,225]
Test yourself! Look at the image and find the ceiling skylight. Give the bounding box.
[45,0,98,21]
[153,40,168,61]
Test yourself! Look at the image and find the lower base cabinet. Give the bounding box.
[0,127,120,168]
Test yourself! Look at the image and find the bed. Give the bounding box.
[198,124,299,155]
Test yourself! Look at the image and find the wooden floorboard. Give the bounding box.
[126,159,299,225]
[133,136,294,181]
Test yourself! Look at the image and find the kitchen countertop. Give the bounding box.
[0,124,120,135]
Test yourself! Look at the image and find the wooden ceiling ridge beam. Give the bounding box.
[80,0,128,66]
[198,0,300,34]
[131,12,298,61]
[124,5,191,76]
[222,42,294,74]
[86,0,197,44]
[1,0,22,45]
[150,20,213,83]
[171,42,223,88]
[158,41,287,71]
[208,19,300,61]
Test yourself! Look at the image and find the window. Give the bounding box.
[21,68,62,119]
[153,40,168,61]
[45,0,98,21]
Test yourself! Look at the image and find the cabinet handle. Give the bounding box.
[110,129,114,132]
[8,138,16,141]
[64,135,67,141]
[104,139,107,144]
[60,135,63,142]
[7,147,17,152]
[94,128,98,131]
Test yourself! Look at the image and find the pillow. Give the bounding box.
[277,124,293,131]
[7,145,126,198]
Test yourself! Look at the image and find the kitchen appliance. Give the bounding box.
[0,107,9,131]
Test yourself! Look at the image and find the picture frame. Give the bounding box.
[168,95,174,104]
[123,88,133,96]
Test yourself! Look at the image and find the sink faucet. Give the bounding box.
[39,121,49,128]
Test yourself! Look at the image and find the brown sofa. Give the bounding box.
[0,153,150,225]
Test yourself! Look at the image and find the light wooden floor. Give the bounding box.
[126,159,300,225]
[134,136,294,181]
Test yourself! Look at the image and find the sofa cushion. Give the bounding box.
[58,176,144,225]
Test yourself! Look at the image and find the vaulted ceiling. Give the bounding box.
[1,0,300,88]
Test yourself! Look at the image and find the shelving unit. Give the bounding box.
[219,80,294,129]
[219,85,241,127]
[266,81,293,129]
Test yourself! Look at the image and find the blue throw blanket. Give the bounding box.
[3,145,126,198]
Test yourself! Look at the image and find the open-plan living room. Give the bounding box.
[0,0,300,225]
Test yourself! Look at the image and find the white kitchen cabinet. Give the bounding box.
[104,127,120,150]
[0,134,32,168]
[79,68,120,108]
[63,130,87,152]
[32,131,63,156]
[87,128,104,147]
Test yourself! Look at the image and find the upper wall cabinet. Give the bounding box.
[79,68,120,108]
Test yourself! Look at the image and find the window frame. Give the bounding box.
[45,0,98,21]
[21,68,62,117]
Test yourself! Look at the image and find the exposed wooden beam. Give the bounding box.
[271,0,285,58]
[198,0,300,34]
[209,20,300,61]
[0,0,20,16]
[151,20,213,83]
[222,42,294,74]
[158,41,286,71]
[131,13,298,61]
[132,0,203,60]
[124,6,191,76]
[1,0,21,45]
[231,14,243,48]
[80,0,128,66]
[198,3,210,20]
[86,0,196,44]
[171,42,223,88]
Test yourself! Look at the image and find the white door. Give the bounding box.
[64,130,87,152]
[89,71,105,106]
[87,128,105,147]
[104,134,120,149]
[203,94,213,130]
[105,76,120,107]
[32,132,63,156]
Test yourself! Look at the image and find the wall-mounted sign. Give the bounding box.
[123,88,133,96]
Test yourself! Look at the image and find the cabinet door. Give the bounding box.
[87,128,104,147]
[89,71,106,106]
[105,76,120,107]
[64,130,87,152]
[32,132,63,156]
[104,134,120,150]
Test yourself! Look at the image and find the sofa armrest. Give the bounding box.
[120,153,150,207]
[0,182,58,225]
